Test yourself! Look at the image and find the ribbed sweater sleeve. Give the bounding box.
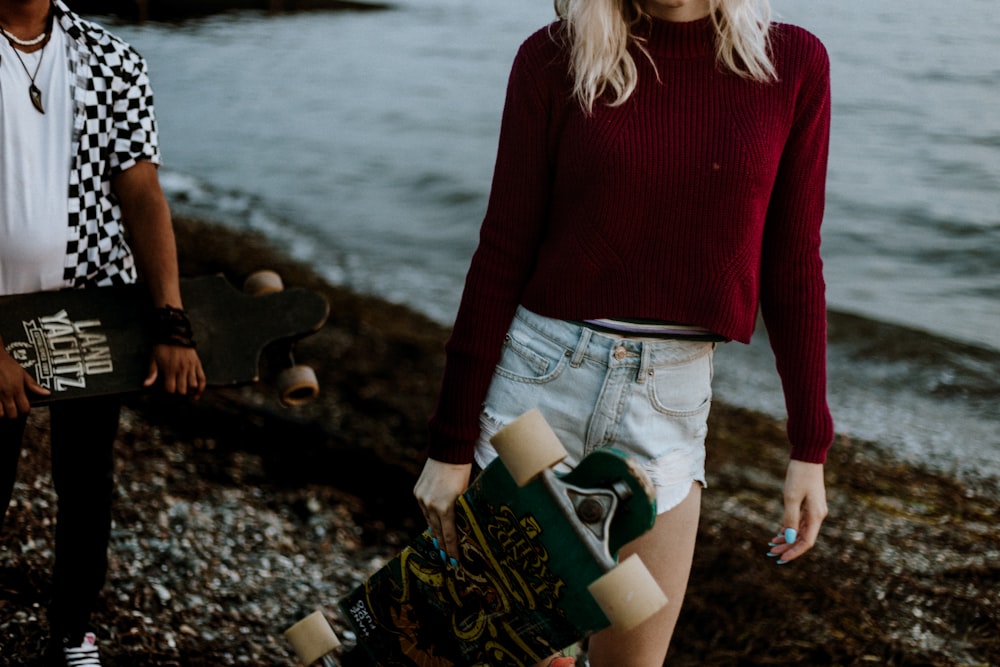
[760,29,834,462]
[426,33,562,463]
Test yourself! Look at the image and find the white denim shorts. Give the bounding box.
[475,306,715,514]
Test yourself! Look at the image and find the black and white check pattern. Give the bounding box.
[55,0,160,288]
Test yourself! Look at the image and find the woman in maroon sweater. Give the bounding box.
[416,0,833,663]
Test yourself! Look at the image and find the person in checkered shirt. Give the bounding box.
[0,1,206,663]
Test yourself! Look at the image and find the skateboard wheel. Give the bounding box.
[587,554,668,632]
[243,270,285,295]
[490,409,568,487]
[277,365,320,406]
[284,610,341,665]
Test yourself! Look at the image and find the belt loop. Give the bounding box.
[636,342,651,384]
[571,327,591,368]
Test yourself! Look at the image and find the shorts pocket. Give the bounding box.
[493,327,568,384]
[646,349,714,416]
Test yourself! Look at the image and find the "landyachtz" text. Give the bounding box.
[21,310,114,391]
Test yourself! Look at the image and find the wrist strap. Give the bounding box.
[151,305,196,348]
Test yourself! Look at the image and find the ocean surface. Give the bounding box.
[94,0,999,484]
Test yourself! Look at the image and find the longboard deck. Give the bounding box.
[0,275,329,404]
[339,448,656,666]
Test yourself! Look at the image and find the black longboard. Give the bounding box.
[0,274,329,405]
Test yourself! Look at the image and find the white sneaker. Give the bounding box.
[62,632,103,667]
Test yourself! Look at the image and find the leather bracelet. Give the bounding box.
[151,305,196,348]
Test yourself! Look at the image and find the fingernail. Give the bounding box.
[431,537,439,549]
[449,557,458,567]
[766,552,779,558]
[768,541,778,548]
[439,549,447,563]
[784,528,798,545]
[777,560,788,565]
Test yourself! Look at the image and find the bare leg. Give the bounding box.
[587,483,702,667]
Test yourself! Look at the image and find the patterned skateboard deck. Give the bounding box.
[336,445,658,666]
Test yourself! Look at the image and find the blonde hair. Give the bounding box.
[552,0,777,113]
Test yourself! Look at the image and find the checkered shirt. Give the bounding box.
[55,0,161,288]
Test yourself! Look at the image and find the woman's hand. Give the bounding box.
[414,458,472,563]
[767,460,828,564]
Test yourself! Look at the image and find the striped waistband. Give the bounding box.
[577,318,727,342]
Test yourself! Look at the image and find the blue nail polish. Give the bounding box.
[784,528,798,545]
[431,537,439,549]
[449,557,458,567]
[768,541,778,548]
[766,552,779,558]
[777,560,788,565]
[439,549,447,563]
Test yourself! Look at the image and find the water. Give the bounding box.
[95,0,999,483]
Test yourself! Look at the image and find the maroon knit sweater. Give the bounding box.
[428,16,834,465]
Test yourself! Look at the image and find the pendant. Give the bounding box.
[29,83,44,114]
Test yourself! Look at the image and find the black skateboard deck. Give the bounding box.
[0,274,329,405]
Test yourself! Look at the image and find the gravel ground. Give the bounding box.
[1,404,403,666]
[2,217,997,666]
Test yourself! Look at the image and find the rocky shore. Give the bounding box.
[1,216,997,666]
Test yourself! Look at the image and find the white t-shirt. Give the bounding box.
[0,23,72,295]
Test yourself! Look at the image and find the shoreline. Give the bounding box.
[1,216,996,665]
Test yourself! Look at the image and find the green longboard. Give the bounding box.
[287,410,663,666]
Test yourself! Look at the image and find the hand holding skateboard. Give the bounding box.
[0,344,50,418]
[0,271,328,407]
[285,409,667,666]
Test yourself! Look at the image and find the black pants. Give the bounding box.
[0,396,120,642]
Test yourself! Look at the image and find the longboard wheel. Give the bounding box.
[276,364,320,406]
[284,610,341,665]
[587,553,668,632]
[490,408,568,487]
[243,269,285,295]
